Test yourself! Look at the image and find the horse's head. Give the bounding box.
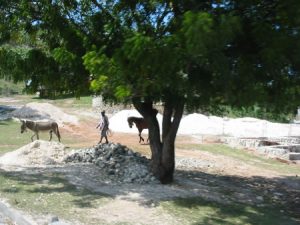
[20,120,27,133]
[127,117,133,128]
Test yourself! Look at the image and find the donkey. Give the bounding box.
[20,119,61,142]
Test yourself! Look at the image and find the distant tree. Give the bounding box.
[0,0,90,98]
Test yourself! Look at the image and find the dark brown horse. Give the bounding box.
[127,116,148,143]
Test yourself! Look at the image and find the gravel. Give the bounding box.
[64,143,159,184]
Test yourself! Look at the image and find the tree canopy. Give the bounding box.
[1,0,300,183]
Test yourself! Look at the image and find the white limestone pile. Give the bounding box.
[0,140,66,166]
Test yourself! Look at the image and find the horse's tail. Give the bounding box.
[55,123,61,142]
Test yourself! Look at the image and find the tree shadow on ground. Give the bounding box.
[0,165,299,224]
[168,196,299,225]
[171,169,300,225]
[0,167,109,209]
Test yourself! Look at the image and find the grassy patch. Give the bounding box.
[0,119,89,155]
[34,95,93,109]
[1,94,93,109]
[162,197,299,225]
[0,171,110,224]
[0,119,31,154]
[177,143,300,175]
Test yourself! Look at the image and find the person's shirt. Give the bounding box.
[99,115,109,129]
[103,115,109,127]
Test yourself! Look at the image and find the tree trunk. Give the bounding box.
[133,98,184,184]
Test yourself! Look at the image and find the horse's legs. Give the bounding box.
[138,130,144,143]
[49,130,53,141]
[36,132,39,140]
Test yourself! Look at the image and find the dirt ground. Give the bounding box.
[59,114,300,223]
[62,118,296,178]
[1,99,300,224]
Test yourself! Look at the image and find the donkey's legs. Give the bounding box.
[52,130,60,142]
[31,132,38,142]
[53,127,61,142]
[49,130,53,141]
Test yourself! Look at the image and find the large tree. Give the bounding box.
[83,0,300,183]
[1,0,300,183]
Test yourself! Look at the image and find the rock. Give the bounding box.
[43,157,57,165]
[49,216,59,223]
[108,169,115,175]
[256,196,264,201]
[64,143,158,184]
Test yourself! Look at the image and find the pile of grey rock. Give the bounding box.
[0,105,17,120]
[64,143,158,184]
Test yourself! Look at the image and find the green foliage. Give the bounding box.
[0,45,28,82]
[1,0,300,113]
[90,75,108,92]
[224,106,294,123]
[115,85,131,100]
[52,47,76,65]
[0,79,24,95]
[181,12,214,56]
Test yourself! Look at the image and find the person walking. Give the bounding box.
[96,110,109,144]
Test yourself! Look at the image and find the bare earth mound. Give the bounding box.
[0,140,66,167]
[11,102,78,125]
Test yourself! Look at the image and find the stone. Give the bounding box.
[49,216,59,223]
[64,143,158,184]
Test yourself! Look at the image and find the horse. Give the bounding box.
[20,119,61,142]
[127,116,148,143]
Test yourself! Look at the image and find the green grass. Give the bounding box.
[0,119,31,154]
[0,171,110,224]
[162,197,299,225]
[177,143,300,175]
[0,119,88,155]
[37,95,93,109]
[3,94,93,108]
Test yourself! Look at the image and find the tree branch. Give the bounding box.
[90,0,116,22]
